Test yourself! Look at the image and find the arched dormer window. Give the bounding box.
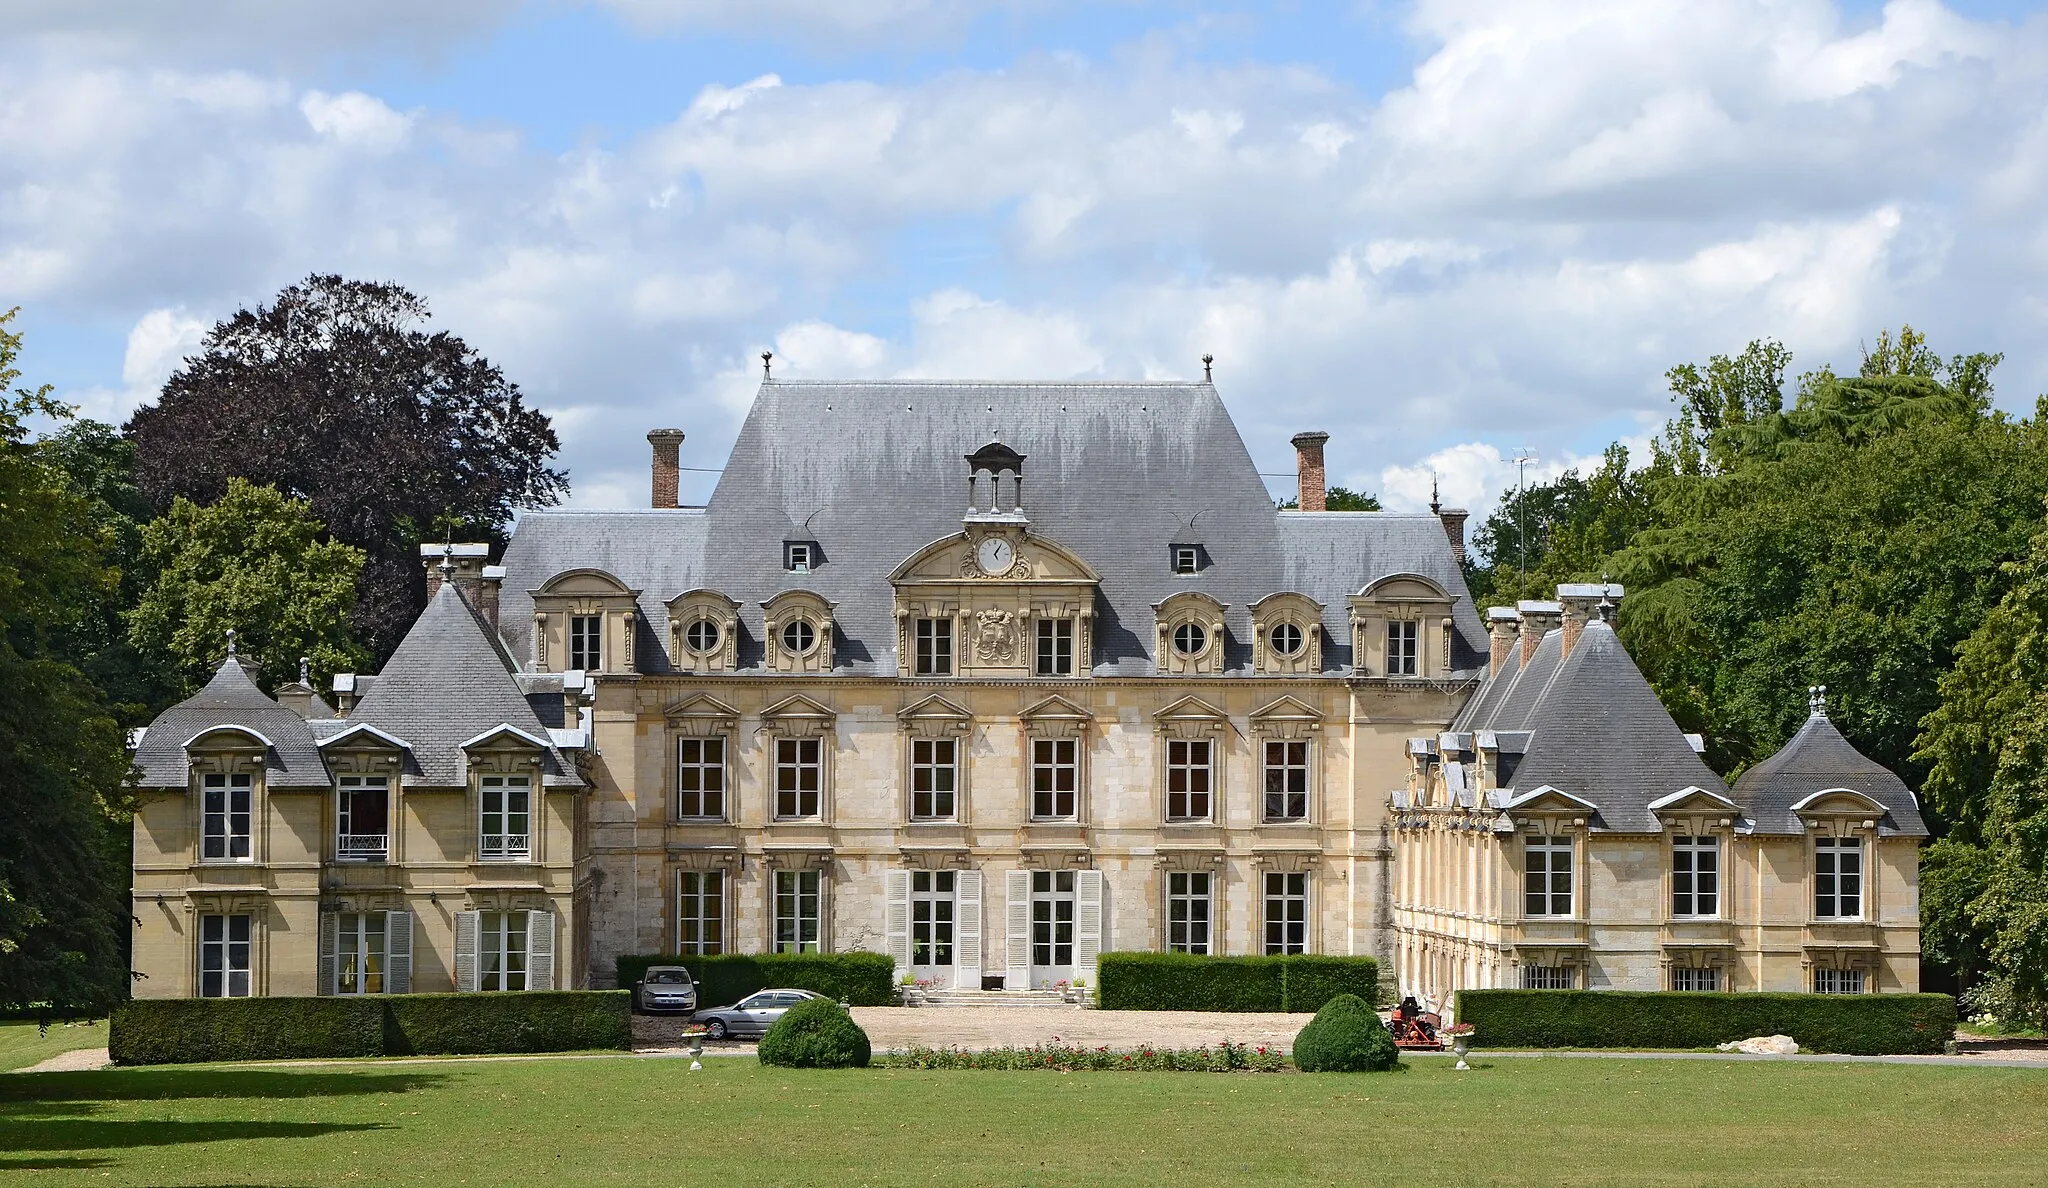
[1153,590,1228,676]
[1250,592,1325,675]
[762,590,836,674]
[1349,574,1455,678]
[532,568,639,675]
[667,589,741,675]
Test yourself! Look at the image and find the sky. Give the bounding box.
[6,0,2048,525]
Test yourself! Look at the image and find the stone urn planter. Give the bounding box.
[1444,1024,1476,1071]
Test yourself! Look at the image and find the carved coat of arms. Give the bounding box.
[974,608,1019,663]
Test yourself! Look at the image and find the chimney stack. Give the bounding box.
[421,543,492,611]
[1515,599,1562,665]
[1556,582,1624,657]
[1487,607,1520,675]
[1290,431,1330,512]
[647,429,685,509]
[1438,508,1470,563]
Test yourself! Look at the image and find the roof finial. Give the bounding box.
[299,656,311,686]
[1809,684,1828,718]
[762,350,773,380]
[1201,353,1214,382]
[225,628,237,659]
[1430,471,1441,516]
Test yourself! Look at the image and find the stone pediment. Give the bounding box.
[1250,694,1323,730]
[1155,695,1228,737]
[1020,693,1091,723]
[533,567,638,597]
[899,694,973,724]
[759,694,837,725]
[663,693,742,730]
[1791,788,1890,817]
[1647,786,1741,817]
[890,531,1100,585]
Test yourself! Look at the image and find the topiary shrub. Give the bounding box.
[757,997,872,1069]
[1292,993,1399,1072]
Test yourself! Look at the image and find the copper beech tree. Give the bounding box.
[126,275,567,660]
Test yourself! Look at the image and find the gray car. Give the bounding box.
[692,988,824,1039]
[635,966,699,1015]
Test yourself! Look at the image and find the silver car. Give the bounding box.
[635,966,699,1015]
[692,988,825,1039]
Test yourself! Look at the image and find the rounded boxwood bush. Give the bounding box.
[758,998,872,1069]
[1292,993,1399,1072]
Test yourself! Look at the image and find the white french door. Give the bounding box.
[1030,870,1076,986]
[910,870,956,988]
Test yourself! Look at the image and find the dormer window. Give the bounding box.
[1172,545,1200,575]
[785,542,814,573]
[568,614,602,672]
[1172,622,1208,657]
[1268,622,1303,657]
[781,619,818,656]
[685,618,721,654]
[1386,620,1419,677]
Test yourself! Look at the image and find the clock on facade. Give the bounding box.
[977,536,1015,575]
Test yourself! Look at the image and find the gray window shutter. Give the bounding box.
[385,910,413,995]
[1005,869,1030,989]
[955,869,982,986]
[527,910,556,991]
[1075,869,1104,984]
[317,910,337,996]
[884,869,910,980]
[454,911,480,993]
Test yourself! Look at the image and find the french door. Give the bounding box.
[1030,870,1076,985]
[910,870,956,988]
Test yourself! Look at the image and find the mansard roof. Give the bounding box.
[1457,621,1723,832]
[1733,712,1927,837]
[350,583,579,788]
[133,656,332,789]
[495,380,1487,677]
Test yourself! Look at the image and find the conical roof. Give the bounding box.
[1733,712,1926,836]
[133,655,331,788]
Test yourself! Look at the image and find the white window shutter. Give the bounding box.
[1075,869,1104,983]
[527,910,557,991]
[454,911,480,993]
[385,910,413,995]
[884,869,911,980]
[1005,869,1030,990]
[955,869,982,986]
[317,911,337,996]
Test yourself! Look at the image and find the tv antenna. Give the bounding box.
[1508,449,1536,598]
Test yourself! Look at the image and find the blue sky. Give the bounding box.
[7,0,2048,518]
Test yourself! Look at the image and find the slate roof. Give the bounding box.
[1454,622,1724,832]
[349,583,580,787]
[132,657,332,789]
[1733,713,1928,837]
[496,380,1486,677]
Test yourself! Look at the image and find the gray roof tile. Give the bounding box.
[133,657,331,789]
[1732,714,1928,837]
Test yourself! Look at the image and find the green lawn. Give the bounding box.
[0,1020,106,1072]
[4,1053,2045,1185]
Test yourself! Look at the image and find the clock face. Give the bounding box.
[977,537,1015,574]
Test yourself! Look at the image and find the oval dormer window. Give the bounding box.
[686,619,721,654]
[1172,622,1208,657]
[782,619,818,656]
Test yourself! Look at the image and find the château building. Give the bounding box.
[126,376,1923,1003]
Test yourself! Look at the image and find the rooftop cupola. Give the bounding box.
[964,440,1028,524]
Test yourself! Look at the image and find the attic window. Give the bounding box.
[1172,545,1201,575]
[784,542,813,573]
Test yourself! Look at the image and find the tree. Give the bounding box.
[125,275,566,660]
[1278,485,1381,510]
[129,478,369,696]
[0,309,135,1014]
[1467,444,1654,605]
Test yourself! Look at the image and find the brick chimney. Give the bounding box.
[1290,431,1330,512]
[1487,607,1520,675]
[1515,599,1562,665]
[647,429,685,509]
[1438,508,1470,562]
[421,543,492,620]
[1557,582,1624,658]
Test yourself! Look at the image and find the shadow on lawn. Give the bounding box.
[0,1067,448,1103]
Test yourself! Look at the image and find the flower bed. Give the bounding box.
[878,1040,1289,1072]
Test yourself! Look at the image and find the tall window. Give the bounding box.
[1672,835,1719,917]
[1814,837,1863,919]
[1167,872,1211,955]
[1166,739,1212,821]
[1525,836,1573,917]
[677,871,724,955]
[201,772,253,862]
[1036,618,1074,677]
[915,618,953,676]
[775,870,821,953]
[1814,968,1865,994]
[480,910,528,991]
[480,775,531,860]
[336,775,389,861]
[676,738,726,820]
[775,738,822,818]
[1031,738,1078,819]
[1670,967,1718,992]
[199,913,251,997]
[1521,965,1575,990]
[1386,620,1419,676]
[1031,870,1075,969]
[1263,741,1308,821]
[568,614,602,671]
[336,912,385,995]
[911,738,957,820]
[1263,872,1308,955]
[911,870,955,968]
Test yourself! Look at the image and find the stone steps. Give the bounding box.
[913,990,1089,1009]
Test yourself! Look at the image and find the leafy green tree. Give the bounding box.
[1279,485,1381,510]
[125,275,566,661]
[0,308,135,1014]
[129,477,369,696]
[1468,444,1654,605]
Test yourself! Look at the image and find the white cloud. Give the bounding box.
[121,308,210,391]
[299,91,415,151]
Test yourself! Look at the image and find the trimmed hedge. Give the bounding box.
[1095,953,1380,1012]
[1293,993,1401,1072]
[1455,990,1958,1056]
[758,997,871,1068]
[109,992,631,1065]
[614,952,895,1008]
